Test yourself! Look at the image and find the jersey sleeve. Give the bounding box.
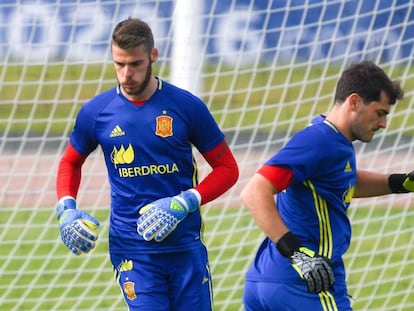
[69,103,99,156]
[257,164,293,193]
[265,127,326,184]
[186,96,225,153]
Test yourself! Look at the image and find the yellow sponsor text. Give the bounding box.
[118,163,179,177]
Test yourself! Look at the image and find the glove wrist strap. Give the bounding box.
[187,189,201,206]
[276,231,301,257]
[58,195,76,205]
[181,189,201,213]
[388,174,409,193]
[56,196,77,220]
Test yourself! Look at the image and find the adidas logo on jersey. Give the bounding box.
[110,125,125,137]
[344,161,352,172]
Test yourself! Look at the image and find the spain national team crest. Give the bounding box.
[123,281,137,300]
[155,115,173,138]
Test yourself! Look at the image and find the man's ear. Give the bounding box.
[348,93,362,112]
[151,48,159,63]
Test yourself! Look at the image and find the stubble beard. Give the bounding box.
[122,63,153,100]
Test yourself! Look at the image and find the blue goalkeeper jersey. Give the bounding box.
[246,115,356,287]
[69,78,224,254]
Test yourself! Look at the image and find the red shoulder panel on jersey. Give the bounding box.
[257,164,293,193]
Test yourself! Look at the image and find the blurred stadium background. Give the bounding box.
[1,1,414,310]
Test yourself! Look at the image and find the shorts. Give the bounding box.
[243,280,353,311]
[110,246,213,311]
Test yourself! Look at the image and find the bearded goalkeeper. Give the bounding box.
[241,61,413,310]
[55,17,238,311]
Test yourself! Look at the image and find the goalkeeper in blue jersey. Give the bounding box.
[241,61,414,310]
[55,17,239,310]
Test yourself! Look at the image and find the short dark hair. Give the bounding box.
[334,61,404,105]
[111,17,154,53]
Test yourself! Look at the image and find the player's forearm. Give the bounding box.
[56,164,80,199]
[196,140,239,204]
[354,170,391,197]
[241,173,289,243]
[354,171,407,198]
[355,170,414,198]
[56,143,86,199]
[195,163,238,204]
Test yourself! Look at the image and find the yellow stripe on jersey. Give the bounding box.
[199,203,207,246]
[319,291,338,311]
[191,150,207,247]
[303,181,333,259]
[191,151,198,187]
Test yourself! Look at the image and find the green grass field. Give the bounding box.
[1,206,414,310]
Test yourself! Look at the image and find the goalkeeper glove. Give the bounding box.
[137,189,201,242]
[276,231,335,293]
[56,196,100,255]
[389,171,414,193]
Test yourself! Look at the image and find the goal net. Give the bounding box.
[1,0,414,310]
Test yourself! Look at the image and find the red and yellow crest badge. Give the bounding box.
[123,281,137,300]
[155,115,173,138]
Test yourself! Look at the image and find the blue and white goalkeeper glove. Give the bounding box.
[56,196,100,255]
[137,189,201,242]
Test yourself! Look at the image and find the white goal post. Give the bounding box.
[1,1,414,310]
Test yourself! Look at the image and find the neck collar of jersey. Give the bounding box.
[323,119,339,133]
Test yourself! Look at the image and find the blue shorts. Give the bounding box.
[243,280,353,311]
[110,246,213,311]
